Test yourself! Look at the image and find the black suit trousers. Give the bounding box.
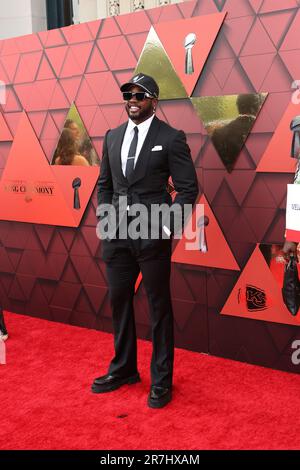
[104,235,174,388]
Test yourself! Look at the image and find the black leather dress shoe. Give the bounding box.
[148,386,172,408]
[91,372,141,393]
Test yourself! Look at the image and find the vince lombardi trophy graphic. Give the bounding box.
[72,177,81,210]
[197,215,209,253]
[184,33,196,75]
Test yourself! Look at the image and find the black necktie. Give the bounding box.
[125,126,138,179]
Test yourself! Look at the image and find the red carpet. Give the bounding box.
[1,312,300,450]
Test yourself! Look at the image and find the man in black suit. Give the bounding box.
[92,73,199,408]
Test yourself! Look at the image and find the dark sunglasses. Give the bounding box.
[122,91,154,101]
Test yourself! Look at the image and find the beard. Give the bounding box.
[125,102,154,124]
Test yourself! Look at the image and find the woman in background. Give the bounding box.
[53,128,90,166]
[64,119,81,143]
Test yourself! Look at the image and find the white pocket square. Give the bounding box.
[151,145,163,151]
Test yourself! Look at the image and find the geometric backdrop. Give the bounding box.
[1,0,300,374]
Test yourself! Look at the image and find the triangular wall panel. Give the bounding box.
[154,12,226,96]
[0,112,98,227]
[221,245,300,326]
[240,18,276,56]
[191,93,267,172]
[85,45,108,73]
[0,112,74,225]
[260,10,296,49]
[257,101,300,173]
[172,194,240,270]
[135,26,188,100]
[98,36,137,71]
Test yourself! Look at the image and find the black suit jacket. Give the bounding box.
[97,116,199,251]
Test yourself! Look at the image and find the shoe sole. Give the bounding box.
[91,374,141,394]
[147,393,172,409]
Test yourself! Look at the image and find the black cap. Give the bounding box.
[120,73,159,98]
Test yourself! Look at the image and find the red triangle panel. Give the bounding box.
[257,101,300,173]
[221,245,300,326]
[172,195,240,270]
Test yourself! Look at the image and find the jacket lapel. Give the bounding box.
[109,122,128,185]
[127,116,161,186]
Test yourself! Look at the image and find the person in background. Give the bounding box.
[79,138,98,166]
[64,119,82,143]
[212,94,262,172]
[53,128,90,166]
[283,159,300,261]
[0,308,8,341]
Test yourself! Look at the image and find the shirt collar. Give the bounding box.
[127,114,155,133]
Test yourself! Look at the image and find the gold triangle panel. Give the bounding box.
[191,93,268,172]
[134,27,188,101]
[51,103,99,167]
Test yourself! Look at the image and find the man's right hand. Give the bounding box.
[283,240,299,262]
